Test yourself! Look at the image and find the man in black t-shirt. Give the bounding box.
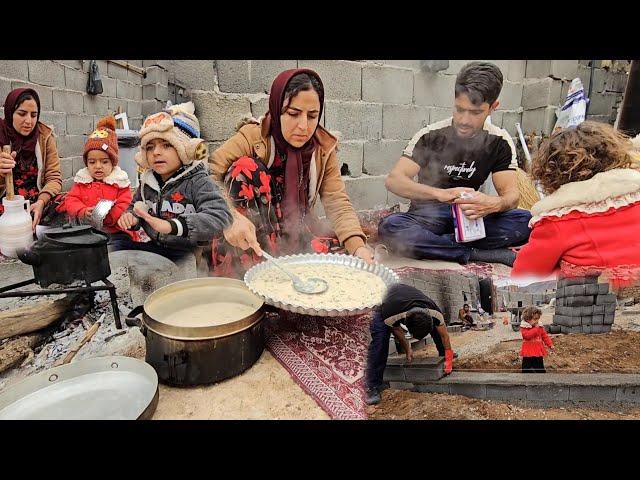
[378,62,531,266]
[365,284,454,406]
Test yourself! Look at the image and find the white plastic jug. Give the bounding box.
[0,195,34,258]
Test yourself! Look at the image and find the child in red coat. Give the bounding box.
[57,116,136,240]
[520,306,553,373]
[512,122,640,286]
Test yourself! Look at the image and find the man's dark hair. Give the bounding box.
[404,308,433,340]
[455,62,503,106]
[463,303,470,308]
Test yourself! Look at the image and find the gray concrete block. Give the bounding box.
[108,98,127,114]
[343,175,388,210]
[107,61,129,81]
[64,66,88,92]
[485,384,527,401]
[60,157,73,179]
[129,117,143,130]
[556,297,565,307]
[442,60,471,75]
[387,190,410,206]
[83,95,109,115]
[66,114,93,135]
[565,295,594,307]
[53,89,84,114]
[100,76,116,97]
[415,383,450,394]
[0,78,11,104]
[413,72,455,107]
[525,60,551,78]
[430,107,452,123]
[191,91,251,142]
[215,60,250,93]
[363,139,406,176]
[603,312,615,325]
[142,83,168,102]
[569,326,583,334]
[592,304,605,314]
[507,60,527,83]
[82,60,108,75]
[141,60,171,70]
[588,92,616,116]
[449,383,486,399]
[597,283,609,295]
[250,96,269,118]
[10,82,53,111]
[61,177,73,192]
[586,114,613,125]
[498,81,523,110]
[570,385,616,402]
[591,314,604,325]
[72,156,85,174]
[584,284,599,296]
[362,65,413,104]
[124,101,141,120]
[596,293,617,305]
[565,285,585,296]
[526,384,570,401]
[489,110,503,128]
[0,60,29,80]
[616,387,640,403]
[405,366,445,382]
[555,286,565,298]
[39,111,67,136]
[522,78,563,109]
[521,106,556,135]
[143,66,169,86]
[550,60,579,80]
[591,325,606,333]
[324,101,382,141]
[27,60,65,88]
[580,305,594,316]
[56,135,86,158]
[337,140,363,177]
[382,104,430,140]
[560,325,570,334]
[299,60,362,101]
[582,324,592,334]
[116,80,140,100]
[382,60,423,70]
[141,99,164,117]
[383,365,406,382]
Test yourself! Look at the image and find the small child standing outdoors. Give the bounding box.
[520,306,553,373]
[57,116,136,239]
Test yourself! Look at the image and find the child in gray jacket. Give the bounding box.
[115,102,232,263]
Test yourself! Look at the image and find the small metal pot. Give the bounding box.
[126,277,266,386]
[18,224,110,287]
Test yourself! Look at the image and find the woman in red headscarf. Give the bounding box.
[0,88,62,229]
[209,69,373,278]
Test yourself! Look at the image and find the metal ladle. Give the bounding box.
[261,251,328,294]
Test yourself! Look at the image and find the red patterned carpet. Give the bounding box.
[264,311,370,420]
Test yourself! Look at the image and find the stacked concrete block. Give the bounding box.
[550,276,616,334]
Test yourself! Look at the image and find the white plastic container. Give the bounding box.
[452,192,486,243]
[0,195,34,257]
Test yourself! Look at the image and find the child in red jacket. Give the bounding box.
[57,116,136,240]
[512,122,640,286]
[520,306,553,373]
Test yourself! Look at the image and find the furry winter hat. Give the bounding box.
[84,116,119,165]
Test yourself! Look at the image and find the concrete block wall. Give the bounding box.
[2,60,628,208]
[521,60,629,136]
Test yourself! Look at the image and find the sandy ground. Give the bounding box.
[152,351,329,420]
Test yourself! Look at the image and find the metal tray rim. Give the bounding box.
[243,253,399,316]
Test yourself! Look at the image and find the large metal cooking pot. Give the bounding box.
[126,277,266,386]
[18,224,110,287]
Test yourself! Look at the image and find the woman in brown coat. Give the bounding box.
[0,88,62,229]
[209,68,373,277]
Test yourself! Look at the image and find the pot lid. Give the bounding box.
[141,277,264,340]
[43,224,108,247]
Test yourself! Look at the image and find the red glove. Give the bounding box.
[444,349,454,375]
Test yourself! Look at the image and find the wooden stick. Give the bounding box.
[56,316,103,366]
[2,144,14,200]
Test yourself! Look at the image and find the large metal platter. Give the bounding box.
[0,356,158,420]
[244,253,399,316]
